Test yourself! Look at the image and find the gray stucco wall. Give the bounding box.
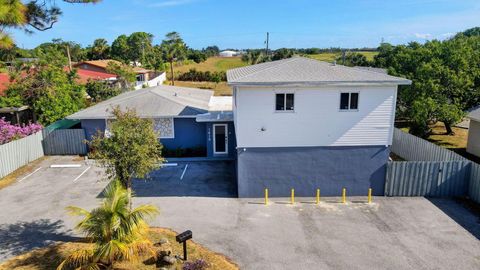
[237,146,389,198]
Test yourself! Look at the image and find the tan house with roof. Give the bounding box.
[73,60,165,88]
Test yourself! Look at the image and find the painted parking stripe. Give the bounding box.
[180,164,189,180]
[18,167,42,182]
[73,166,91,182]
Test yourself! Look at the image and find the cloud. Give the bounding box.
[150,0,195,8]
[414,33,432,39]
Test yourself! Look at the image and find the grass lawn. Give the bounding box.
[166,81,232,96]
[306,51,378,63]
[397,122,480,162]
[0,228,238,270]
[171,57,248,73]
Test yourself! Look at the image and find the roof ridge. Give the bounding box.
[229,57,299,82]
[149,88,207,114]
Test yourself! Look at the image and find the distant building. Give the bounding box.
[73,60,165,89]
[467,107,480,157]
[219,50,238,57]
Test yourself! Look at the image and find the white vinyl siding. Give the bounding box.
[467,120,480,157]
[234,85,397,148]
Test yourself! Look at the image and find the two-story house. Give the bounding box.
[227,57,411,197]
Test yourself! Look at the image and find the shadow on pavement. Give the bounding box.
[98,161,238,198]
[0,219,79,259]
[427,198,480,240]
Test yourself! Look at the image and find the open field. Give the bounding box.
[165,81,232,96]
[1,156,480,269]
[306,51,378,63]
[171,57,248,73]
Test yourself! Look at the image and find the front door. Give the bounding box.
[213,124,228,155]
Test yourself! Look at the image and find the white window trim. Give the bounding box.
[213,123,228,155]
[274,91,295,113]
[339,91,360,112]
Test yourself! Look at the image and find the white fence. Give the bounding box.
[134,72,166,90]
[0,132,44,178]
[390,128,480,203]
[391,128,467,161]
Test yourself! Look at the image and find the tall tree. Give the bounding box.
[127,32,153,66]
[88,107,164,207]
[161,32,187,86]
[111,34,129,63]
[0,0,101,48]
[88,38,110,60]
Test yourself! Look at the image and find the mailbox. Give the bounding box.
[176,230,192,243]
[176,230,193,260]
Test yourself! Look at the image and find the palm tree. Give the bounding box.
[161,32,187,86]
[57,181,159,270]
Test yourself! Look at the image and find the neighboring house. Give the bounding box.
[73,60,166,89]
[467,107,480,157]
[66,85,235,159]
[0,73,10,96]
[219,50,238,57]
[68,68,118,84]
[227,57,411,197]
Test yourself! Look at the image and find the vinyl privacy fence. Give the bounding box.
[42,129,87,155]
[0,132,44,178]
[389,128,480,203]
[0,128,88,179]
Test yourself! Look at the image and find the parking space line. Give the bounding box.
[180,164,189,180]
[73,166,91,182]
[18,167,42,182]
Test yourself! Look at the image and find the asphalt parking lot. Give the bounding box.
[1,156,480,269]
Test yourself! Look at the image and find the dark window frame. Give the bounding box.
[339,92,360,111]
[275,92,295,112]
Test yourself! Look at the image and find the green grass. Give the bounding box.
[306,51,378,63]
[171,57,248,73]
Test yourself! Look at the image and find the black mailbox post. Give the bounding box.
[176,230,192,260]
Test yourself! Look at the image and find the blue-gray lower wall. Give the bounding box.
[237,146,389,198]
[81,118,207,150]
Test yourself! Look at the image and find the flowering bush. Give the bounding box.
[0,118,43,145]
[182,259,210,270]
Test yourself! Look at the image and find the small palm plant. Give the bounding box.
[57,180,159,270]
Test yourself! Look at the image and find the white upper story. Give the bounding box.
[227,57,411,148]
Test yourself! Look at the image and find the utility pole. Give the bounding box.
[66,45,72,71]
[265,32,269,57]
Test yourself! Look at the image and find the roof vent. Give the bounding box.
[174,92,177,97]
[333,60,336,66]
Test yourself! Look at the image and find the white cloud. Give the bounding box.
[150,0,195,8]
[414,33,432,39]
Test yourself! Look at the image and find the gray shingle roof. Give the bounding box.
[227,57,412,86]
[469,106,480,121]
[67,85,213,120]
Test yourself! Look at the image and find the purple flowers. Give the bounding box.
[0,118,42,145]
[182,259,210,270]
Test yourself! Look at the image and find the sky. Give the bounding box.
[11,0,480,50]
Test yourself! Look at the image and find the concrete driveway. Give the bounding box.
[1,156,480,270]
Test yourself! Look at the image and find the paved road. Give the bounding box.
[1,156,480,270]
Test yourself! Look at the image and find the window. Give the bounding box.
[153,118,175,138]
[275,93,294,111]
[340,92,359,111]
